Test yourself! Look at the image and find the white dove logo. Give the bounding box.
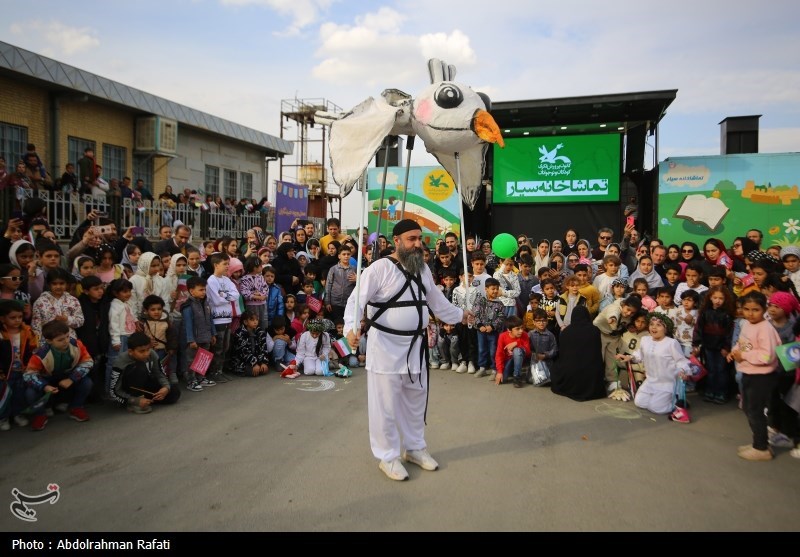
[538,143,571,164]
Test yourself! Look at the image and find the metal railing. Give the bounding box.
[0,189,328,242]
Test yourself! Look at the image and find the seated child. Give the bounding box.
[111,331,179,414]
[0,300,37,430]
[139,295,178,387]
[23,320,93,431]
[268,316,298,375]
[296,318,331,376]
[436,321,461,371]
[617,313,693,423]
[331,318,359,369]
[231,310,272,377]
[495,315,531,387]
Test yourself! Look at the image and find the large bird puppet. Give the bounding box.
[315,58,505,210]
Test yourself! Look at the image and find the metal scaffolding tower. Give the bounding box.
[279,97,343,220]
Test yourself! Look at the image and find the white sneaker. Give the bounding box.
[606,381,619,393]
[379,458,409,481]
[13,415,29,427]
[790,446,800,459]
[467,362,477,374]
[55,403,69,413]
[450,363,459,371]
[455,362,467,374]
[488,371,497,381]
[768,432,796,449]
[403,448,439,471]
[45,408,54,418]
[0,419,9,431]
[429,363,439,369]
[474,367,487,378]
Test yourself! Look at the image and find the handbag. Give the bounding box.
[530,359,551,386]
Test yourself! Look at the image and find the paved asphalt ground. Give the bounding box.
[1,366,799,533]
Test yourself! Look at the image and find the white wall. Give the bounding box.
[169,127,265,199]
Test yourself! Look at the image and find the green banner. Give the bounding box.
[493,134,621,204]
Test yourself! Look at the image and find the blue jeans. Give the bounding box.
[477,331,498,369]
[502,347,525,381]
[25,375,93,415]
[436,333,460,366]
[704,348,729,398]
[272,339,296,365]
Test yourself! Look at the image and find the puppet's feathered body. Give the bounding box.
[315,59,504,209]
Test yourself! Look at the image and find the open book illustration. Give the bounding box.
[674,194,729,231]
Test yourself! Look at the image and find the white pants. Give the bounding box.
[634,380,675,415]
[367,371,427,462]
[301,357,324,375]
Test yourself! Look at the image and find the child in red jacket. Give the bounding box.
[495,315,531,388]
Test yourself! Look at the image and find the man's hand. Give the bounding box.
[86,210,98,223]
[123,227,135,241]
[346,329,360,349]
[326,304,333,313]
[462,310,475,326]
[152,387,169,401]
[210,337,217,346]
[139,397,153,408]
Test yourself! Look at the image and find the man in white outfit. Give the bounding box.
[345,219,472,481]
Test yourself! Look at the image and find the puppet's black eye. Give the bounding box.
[434,84,463,109]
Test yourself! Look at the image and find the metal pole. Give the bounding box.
[399,135,416,219]
[455,152,471,311]
[351,170,368,337]
[372,137,391,261]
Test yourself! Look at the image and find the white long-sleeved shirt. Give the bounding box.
[109,298,137,346]
[295,331,331,362]
[206,274,239,324]
[344,258,463,375]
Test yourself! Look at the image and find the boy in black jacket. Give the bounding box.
[111,332,180,414]
[231,310,271,376]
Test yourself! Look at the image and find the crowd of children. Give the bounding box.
[1,211,798,463]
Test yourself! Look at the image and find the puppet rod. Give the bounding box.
[351,169,368,337]
[399,135,416,220]
[372,136,391,262]
[455,152,470,311]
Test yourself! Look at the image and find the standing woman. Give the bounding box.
[562,229,579,255]
[550,240,563,257]
[533,239,551,274]
[292,227,308,254]
[730,236,759,273]
[480,240,499,276]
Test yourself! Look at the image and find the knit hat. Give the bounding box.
[780,246,800,261]
[392,219,422,237]
[611,278,628,288]
[768,291,800,316]
[647,311,675,337]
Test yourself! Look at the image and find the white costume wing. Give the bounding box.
[328,97,401,198]
[430,144,488,210]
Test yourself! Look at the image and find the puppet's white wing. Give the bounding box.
[431,144,488,211]
[327,97,401,198]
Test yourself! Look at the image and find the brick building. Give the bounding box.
[0,41,292,201]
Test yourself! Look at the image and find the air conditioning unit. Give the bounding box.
[135,116,178,154]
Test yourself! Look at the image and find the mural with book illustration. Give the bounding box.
[657,153,800,249]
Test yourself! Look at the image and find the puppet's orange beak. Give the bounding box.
[472,109,505,147]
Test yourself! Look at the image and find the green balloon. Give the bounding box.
[492,233,518,259]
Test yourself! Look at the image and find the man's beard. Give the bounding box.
[396,243,425,275]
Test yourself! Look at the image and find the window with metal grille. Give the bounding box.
[224,169,237,200]
[0,122,28,167]
[133,155,154,191]
[240,172,253,200]
[205,165,219,198]
[102,144,127,182]
[68,137,96,168]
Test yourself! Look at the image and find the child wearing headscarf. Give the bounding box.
[617,313,694,423]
